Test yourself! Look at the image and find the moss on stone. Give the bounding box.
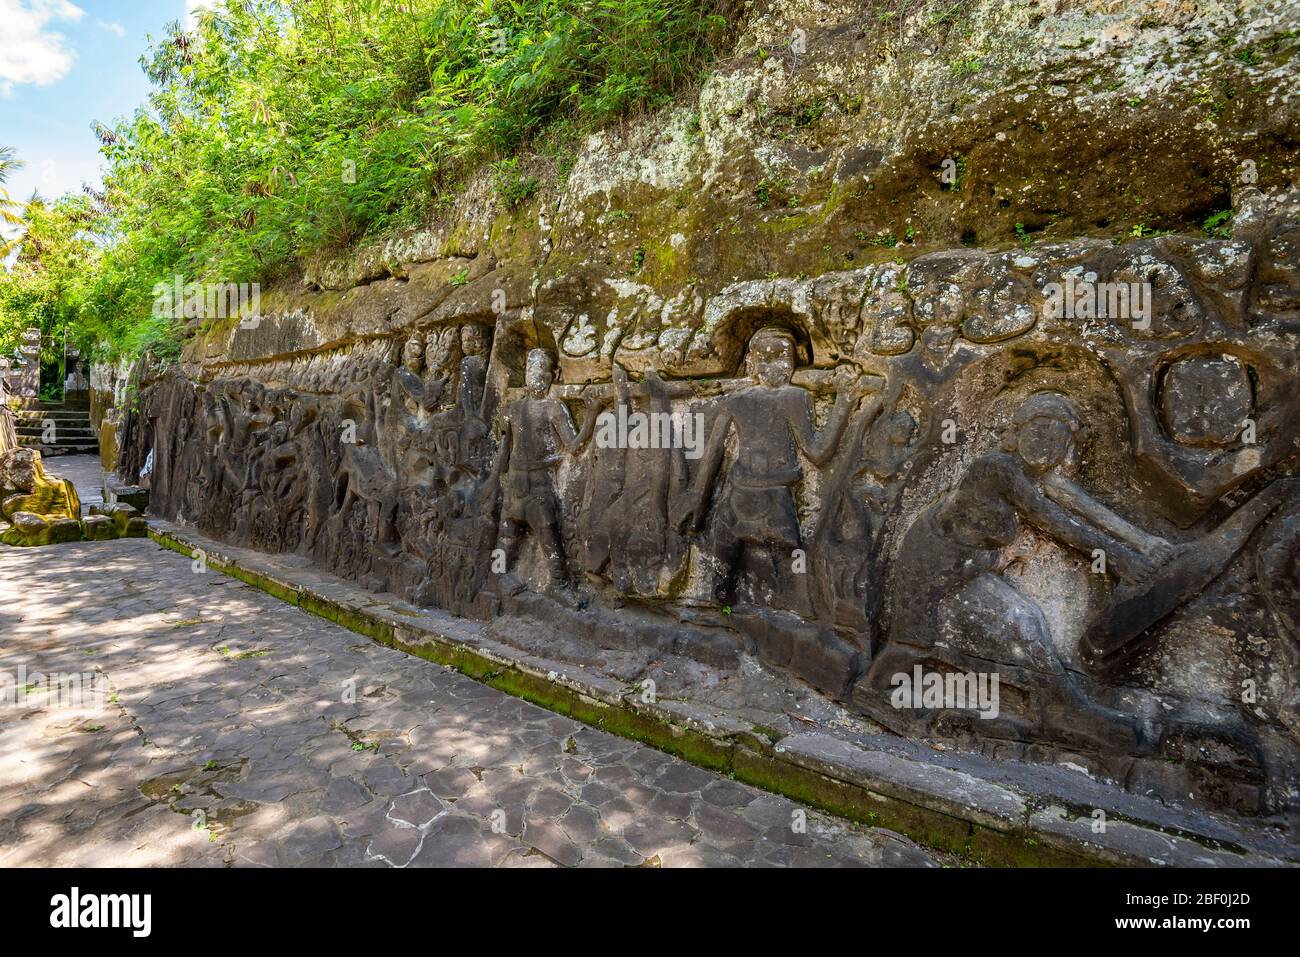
[146,524,1151,866]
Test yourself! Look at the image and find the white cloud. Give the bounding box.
[0,0,86,97]
[95,19,125,38]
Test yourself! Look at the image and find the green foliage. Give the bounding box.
[39,378,63,402]
[0,146,25,254]
[493,158,539,209]
[3,0,732,363]
[0,194,106,363]
[1202,208,1234,238]
[113,0,727,273]
[0,190,189,364]
[754,175,793,208]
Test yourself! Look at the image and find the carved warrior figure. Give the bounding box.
[580,364,696,597]
[333,379,400,551]
[494,347,602,589]
[687,327,874,607]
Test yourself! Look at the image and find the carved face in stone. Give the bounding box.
[1006,393,1083,475]
[426,327,459,377]
[747,329,796,389]
[402,334,424,374]
[920,325,958,371]
[460,323,487,358]
[525,348,554,398]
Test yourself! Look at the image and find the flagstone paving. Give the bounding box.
[43,454,103,515]
[0,538,940,868]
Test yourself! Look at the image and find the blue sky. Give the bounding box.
[0,1,215,207]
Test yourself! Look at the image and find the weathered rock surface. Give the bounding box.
[89,502,147,539]
[115,1,1300,822]
[0,449,83,546]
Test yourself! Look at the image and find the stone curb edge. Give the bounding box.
[146,524,1290,868]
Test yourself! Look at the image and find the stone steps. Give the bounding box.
[16,441,100,457]
[14,409,89,418]
[17,426,97,439]
[12,404,96,457]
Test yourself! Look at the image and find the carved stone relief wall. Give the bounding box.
[123,198,1300,815]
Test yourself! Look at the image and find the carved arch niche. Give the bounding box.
[709,307,817,378]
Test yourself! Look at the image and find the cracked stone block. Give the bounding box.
[388,788,446,829]
[409,815,513,867]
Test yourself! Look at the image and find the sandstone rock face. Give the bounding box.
[88,502,147,539]
[118,1,1300,816]
[0,448,82,546]
[81,513,117,541]
[0,511,81,547]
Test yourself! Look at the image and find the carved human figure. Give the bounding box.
[1081,473,1300,676]
[614,367,696,596]
[412,326,458,410]
[333,380,399,551]
[875,392,1172,746]
[811,406,914,635]
[460,322,488,359]
[580,364,632,585]
[284,397,328,551]
[426,326,458,375]
[401,332,424,375]
[384,360,437,496]
[450,353,491,483]
[402,355,496,605]
[918,324,959,377]
[495,348,601,589]
[888,392,1170,661]
[687,327,868,606]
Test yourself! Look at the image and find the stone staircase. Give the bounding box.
[15,403,98,457]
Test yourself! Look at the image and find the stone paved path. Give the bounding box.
[0,538,939,867]
[43,453,103,515]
